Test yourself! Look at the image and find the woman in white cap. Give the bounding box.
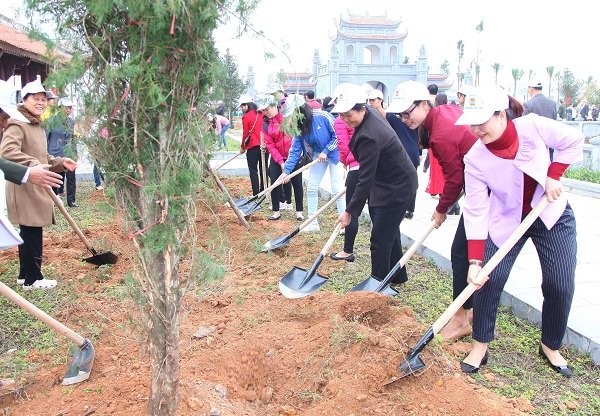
[238,94,265,195]
[0,80,77,290]
[333,85,418,286]
[455,87,582,377]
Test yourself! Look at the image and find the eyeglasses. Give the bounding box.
[399,102,419,121]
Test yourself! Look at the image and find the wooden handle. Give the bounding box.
[213,152,241,171]
[252,159,321,200]
[432,197,550,334]
[0,281,85,346]
[298,188,347,230]
[46,188,95,253]
[320,223,344,256]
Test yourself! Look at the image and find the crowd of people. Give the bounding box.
[222,80,583,379]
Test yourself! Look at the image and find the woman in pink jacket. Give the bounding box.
[260,98,303,221]
[455,87,583,378]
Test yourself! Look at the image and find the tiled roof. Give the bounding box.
[341,15,400,26]
[336,32,407,41]
[0,20,70,63]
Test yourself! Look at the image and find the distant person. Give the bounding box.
[427,84,439,104]
[367,89,386,118]
[557,100,566,120]
[523,83,557,120]
[455,86,583,377]
[321,96,334,113]
[214,113,230,149]
[215,100,225,117]
[580,103,589,121]
[46,98,78,207]
[304,90,322,110]
[456,85,470,108]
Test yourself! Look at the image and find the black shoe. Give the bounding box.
[538,345,573,378]
[329,252,355,262]
[68,202,78,208]
[404,211,414,219]
[460,351,489,374]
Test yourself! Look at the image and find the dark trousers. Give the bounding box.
[451,215,472,309]
[268,159,303,211]
[246,146,265,196]
[369,198,412,283]
[473,205,577,349]
[343,169,360,253]
[55,170,77,205]
[18,225,44,284]
[406,164,419,213]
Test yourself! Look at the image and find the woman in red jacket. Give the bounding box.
[260,98,304,221]
[238,94,265,195]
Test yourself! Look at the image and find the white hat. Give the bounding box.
[21,80,53,100]
[0,85,28,122]
[283,93,305,117]
[330,84,367,113]
[386,81,430,113]
[257,95,279,111]
[367,89,383,100]
[237,94,253,106]
[60,98,74,107]
[265,84,284,94]
[454,87,509,125]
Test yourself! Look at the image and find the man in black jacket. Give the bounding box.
[333,86,418,285]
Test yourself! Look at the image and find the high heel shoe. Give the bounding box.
[460,351,488,374]
[538,345,573,378]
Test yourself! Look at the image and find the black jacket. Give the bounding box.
[346,107,418,217]
[386,113,420,168]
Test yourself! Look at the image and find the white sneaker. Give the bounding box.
[16,278,25,285]
[339,228,345,235]
[300,219,320,233]
[23,279,57,291]
[95,185,104,191]
[280,202,293,211]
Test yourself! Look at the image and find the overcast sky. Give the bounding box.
[214,0,597,94]
[2,0,596,95]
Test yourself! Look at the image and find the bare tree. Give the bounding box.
[546,66,555,97]
[512,68,525,97]
[491,62,501,86]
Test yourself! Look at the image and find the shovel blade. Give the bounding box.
[84,251,118,266]
[62,339,95,386]
[239,201,262,217]
[349,276,399,296]
[279,266,328,299]
[262,235,292,252]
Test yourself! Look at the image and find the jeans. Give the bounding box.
[219,124,230,148]
[93,165,104,187]
[269,158,303,211]
[306,159,345,217]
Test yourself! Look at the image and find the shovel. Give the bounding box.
[262,188,347,252]
[349,221,436,296]
[389,196,551,383]
[46,188,118,266]
[213,152,242,171]
[0,281,95,385]
[279,223,343,298]
[235,159,320,217]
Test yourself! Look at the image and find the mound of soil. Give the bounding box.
[0,179,534,415]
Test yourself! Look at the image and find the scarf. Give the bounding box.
[17,104,41,124]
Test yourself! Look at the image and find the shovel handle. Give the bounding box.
[321,223,344,255]
[431,196,550,334]
[46,188,95,253]
[298,188,347,231]
[0,281,86,346]
[213,152,242,171]
[252,159,320,201]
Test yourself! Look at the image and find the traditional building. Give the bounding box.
[311,13,449,102]
[0,15,70,85]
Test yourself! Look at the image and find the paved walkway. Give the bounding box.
[211,152,600,364]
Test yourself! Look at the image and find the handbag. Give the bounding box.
[297,142,313,167]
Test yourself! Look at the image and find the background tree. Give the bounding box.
[511,68,524,97]
[491,62,501,86]
[561,68,581,106]
[456,40,465,89]
[440,59,450,76]
[214,48,248,118]
[546,66,555,97]
[553,70,563,102]
[26,0,256,414]
[474,20,483,86]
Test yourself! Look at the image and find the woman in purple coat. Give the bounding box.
[455,87,583,378]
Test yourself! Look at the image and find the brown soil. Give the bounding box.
[0,178,534,415]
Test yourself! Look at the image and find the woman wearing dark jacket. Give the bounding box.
[333,86,418,285]
[238,94,265,195]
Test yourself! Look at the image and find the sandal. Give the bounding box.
[329,252,355,262]
[23,279,57,291]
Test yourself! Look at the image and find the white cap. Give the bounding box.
[283,93,305,117]
[237,94,253,106]
[386,81,431,113]
[257,95,278,111]
[0,84,28,122]
[265,84,284,94]
[60,98,74,107]
[330,84,367,113]
[332,83,358,101]
[367,89,383,100]
[21,80,53,100]
[454,87,509,125]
